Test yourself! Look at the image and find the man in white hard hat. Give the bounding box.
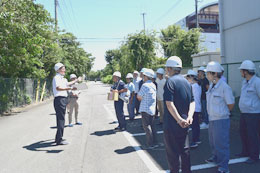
[163,56,195,173]
[52,63,80,145]
[205,61,234,173]
[111,71,127,131]
[126,73,135,120]
[237,60,260,164]
[156,68,166,125]
[197,66,209,129]
[133,70,141,115]
[137,69,158,149]
[186,70,202,148]
[67,74,82,127]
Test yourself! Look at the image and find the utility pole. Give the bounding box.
[141,13,146,33]
[55,0,58,32]
[195,0,199,28]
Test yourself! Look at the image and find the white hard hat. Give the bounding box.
[126,73,133,79]
[113,71,121,78]
[133,70,139,74]
[143,69,155,78]
[239,60,256,71]
[70,74,77,79]
[165,56,182,68]
[198,66,206,72]
[156,68,165,74]
[140,68,147,73]
[187,69,197,76]
[54,63,65,71]
[206,61,222,73]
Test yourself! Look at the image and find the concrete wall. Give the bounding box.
[192,52,221,68]
[219,0,260,96]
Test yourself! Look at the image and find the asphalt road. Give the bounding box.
[0,81,259,173]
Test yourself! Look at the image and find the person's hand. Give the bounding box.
[113,90,118,93]
[186,117,193,126]
[77,77,82,82]
[178,118,189,128]
[72,87,77,90]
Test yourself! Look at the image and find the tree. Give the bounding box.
[127,31,156,71]
[160,25,201,67]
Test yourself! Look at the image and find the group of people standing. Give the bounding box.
[110,56,260,173]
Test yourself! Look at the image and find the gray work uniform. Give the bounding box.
[239,75,260,161]
[206,79,234,172]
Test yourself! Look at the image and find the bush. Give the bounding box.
[101,75,113,84]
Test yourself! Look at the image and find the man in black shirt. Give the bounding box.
[198,66,209,129]
[163,56,195,173]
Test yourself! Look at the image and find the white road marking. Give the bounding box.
[132,131,164,137]
[103,104,161,173]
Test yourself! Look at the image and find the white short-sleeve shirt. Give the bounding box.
[192,83,202,112]
[156,78,166,101]
[52,73,69,97]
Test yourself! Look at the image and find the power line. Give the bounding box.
[58,0,77,33]
[67,0,80,30]
[58,3,73,32]
[150,0,183,28]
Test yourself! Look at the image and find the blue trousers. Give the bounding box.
[127,96,135,120]
[201,100,209,124]
[208,119,230,172]
[114,100,126,128]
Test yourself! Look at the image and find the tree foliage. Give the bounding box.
[0,0,94,79]
[160,25,201,67]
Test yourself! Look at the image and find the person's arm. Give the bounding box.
[56,78,76,91]
[224,86,235,111]
[137,85,146,101]
[67,77,82,86]
[228,104,234,111]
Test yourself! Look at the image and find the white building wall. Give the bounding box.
[200,33,220,52]
[219,0,260,97]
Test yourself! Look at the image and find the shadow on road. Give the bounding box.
[114,146,137,154]
[90,129,116,136]
[23,139,63,153]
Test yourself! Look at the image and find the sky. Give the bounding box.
[35,0,217,71]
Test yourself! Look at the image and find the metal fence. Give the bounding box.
[0,78,53,114]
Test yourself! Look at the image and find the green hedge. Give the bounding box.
[101,75,113,84]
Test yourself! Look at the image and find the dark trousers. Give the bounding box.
[164,129,191,173]
[191,112,201,142]
[239,113,250,155]
[201,99,209,124]
[54,96,67,144]
[114,100,126,128]
[240,113,260,160]
[141,112,157,146]
[135,93,140,115]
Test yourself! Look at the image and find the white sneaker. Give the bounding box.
[200,122,209,129]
